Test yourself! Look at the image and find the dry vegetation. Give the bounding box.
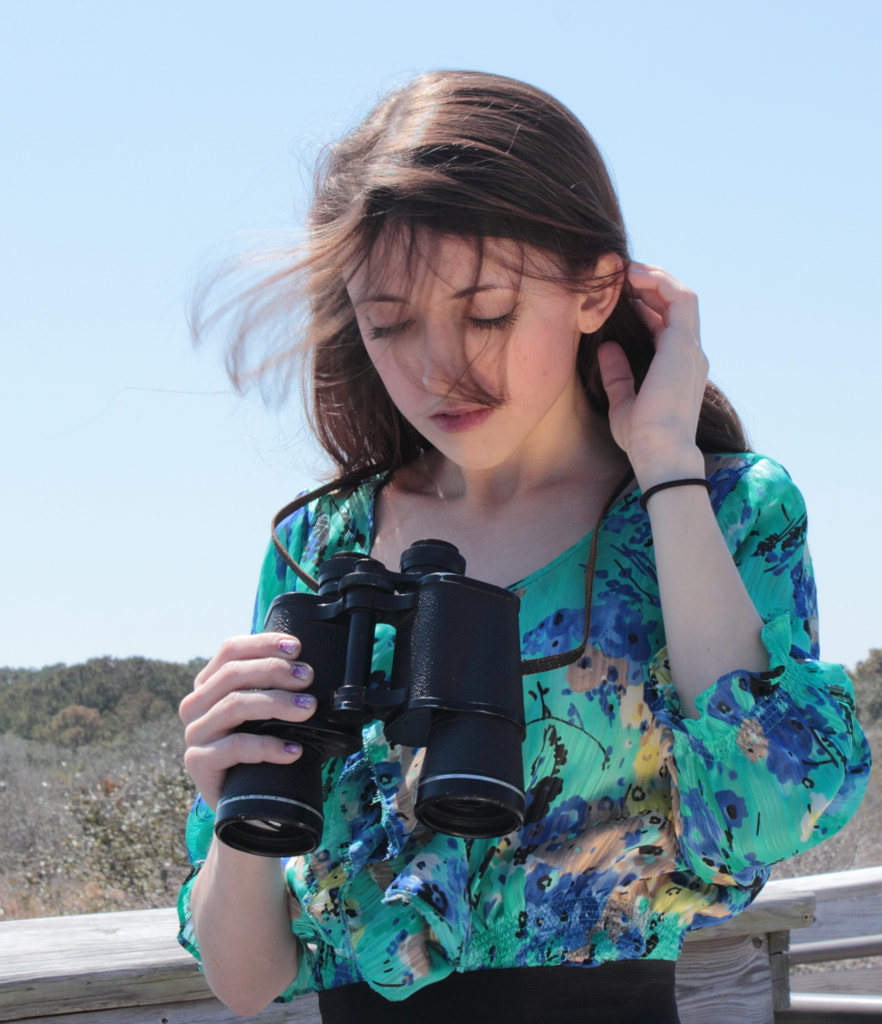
[0,718,193,919]
[0,652,878,921]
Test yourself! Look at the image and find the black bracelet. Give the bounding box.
[639,477,711,510]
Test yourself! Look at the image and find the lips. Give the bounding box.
[429,407,493,433]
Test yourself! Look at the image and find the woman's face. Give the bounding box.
[346,232,599,474]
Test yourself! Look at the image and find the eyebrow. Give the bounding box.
[352,283,514,307]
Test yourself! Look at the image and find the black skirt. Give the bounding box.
[318,960,681,1024]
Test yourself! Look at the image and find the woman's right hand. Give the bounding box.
[179,632,317,811]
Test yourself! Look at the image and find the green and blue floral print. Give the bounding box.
[178,453,870,1001]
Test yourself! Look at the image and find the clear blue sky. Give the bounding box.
[2,0,879,671]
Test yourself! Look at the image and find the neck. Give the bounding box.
[412,402,627,510]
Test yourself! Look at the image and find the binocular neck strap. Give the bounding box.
[270,465,637,677]
[519,466,636,677]
[271,467,387,592]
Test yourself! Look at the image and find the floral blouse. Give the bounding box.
[178,452,870,1002]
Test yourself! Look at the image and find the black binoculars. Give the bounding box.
[214,540,525,857]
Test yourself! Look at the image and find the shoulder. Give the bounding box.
[704,451,798,503]
[260,473,382,592]
[703,452,806,540]
[250,473,384,633]
[280,475,383,565]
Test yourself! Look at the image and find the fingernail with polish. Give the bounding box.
[291,663,311,680]
[278,639,300,656]
[293,693,314,709]
[284,742,302,755]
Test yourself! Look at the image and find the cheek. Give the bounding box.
[511,319,580,385]
[365,345,411,400]
[363,339,391,375]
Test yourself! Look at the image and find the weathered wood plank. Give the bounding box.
[790,934,882,964]
[769,867,882,903]
[0,909,209,1022]
[790,965,882,997]
[0,908,186,969]
[777,991,882,1021]
[676,933,776,1024]
[685,889,815,940]
[0,965,210,1023]
[791,894,882,948]
[768,932,794,1013]
[3,995,321,1024]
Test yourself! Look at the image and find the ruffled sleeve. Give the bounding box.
[177,482,377,994]
[646,455,871,889]
[176,497,315,973]
[176,794,216,962]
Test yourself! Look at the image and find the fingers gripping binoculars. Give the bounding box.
[215,540,525,857]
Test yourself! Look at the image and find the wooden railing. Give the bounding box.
[767,867,882,1024]
[1,867,880,1023]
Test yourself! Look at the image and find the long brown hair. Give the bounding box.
[196,71,748,476]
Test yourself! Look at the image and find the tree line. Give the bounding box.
[0,656,206,746]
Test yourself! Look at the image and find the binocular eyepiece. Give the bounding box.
[214,540,525,857]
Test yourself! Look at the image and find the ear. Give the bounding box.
[576,254,625,334]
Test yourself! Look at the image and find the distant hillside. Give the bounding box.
[0,656,206,745]
[851,648,882,724]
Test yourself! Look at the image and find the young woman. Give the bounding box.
[177,71,870,1023]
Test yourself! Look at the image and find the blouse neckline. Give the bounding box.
[364,469,636,594]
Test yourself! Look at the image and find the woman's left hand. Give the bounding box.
[597,263,708,483]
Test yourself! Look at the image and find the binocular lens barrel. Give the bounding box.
[215,755,325,857]
[416,712,525,837]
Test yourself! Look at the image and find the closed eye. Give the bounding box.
[365,309,519,340]
[366,320,413,341]
[469,310,519,331]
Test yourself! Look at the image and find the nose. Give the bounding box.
[418,323,468,395]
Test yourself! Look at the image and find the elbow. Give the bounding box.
[203,970,280,1017]
[192,928,300,1015]
[200,946,300,1018]
[225,997,277,1019]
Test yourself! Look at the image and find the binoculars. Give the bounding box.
[214,540,525,857]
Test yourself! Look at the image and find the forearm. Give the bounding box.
[636,448,768,719]
[190,840,301,1015]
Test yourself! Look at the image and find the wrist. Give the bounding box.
[206,837,287,885]
[639,477,711,510]
[628,442,705,492]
